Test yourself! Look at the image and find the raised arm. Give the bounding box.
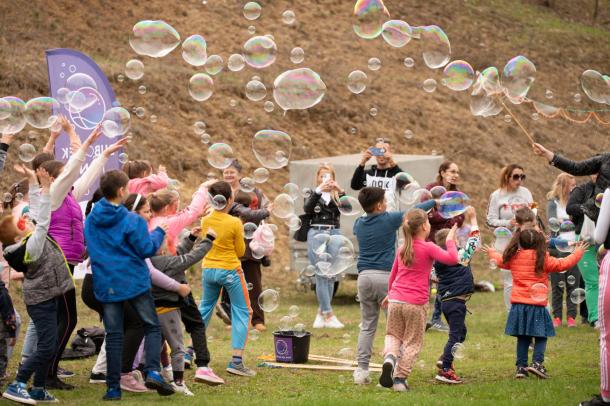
[25,169,52,263]
[164,187,210,242]
[544,249,585,273]
[230,203,270,224]
[428,239,459,265]
[595,188,610,245]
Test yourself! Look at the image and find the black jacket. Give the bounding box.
[552,153,610,221]
[350,164,403,191]
[228,202,270,262]
[0,282,16,338]
[566,181,596,234]
[303,191,345,228]
[435,261,474,301]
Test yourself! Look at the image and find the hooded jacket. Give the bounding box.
[435,229,479,301]
[350,164,403,191]
[85,198,165,303]
[566,181,596,234]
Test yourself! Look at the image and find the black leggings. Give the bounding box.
[81,274,145,373]
[49,281,77,378]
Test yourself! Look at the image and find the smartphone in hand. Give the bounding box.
[369,147,386,156]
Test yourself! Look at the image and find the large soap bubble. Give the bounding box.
[207,143,235,169]
[252,129,292,169]
[381,20,412,48]
[438,191,469,219]
[273,68,326,111]
[421,25,451,69]
[337,195,363,216]
[347,70,368,94]
[243,36,277,69]
[501,56,536,101]
[205,55,224,75]
[129,20,181,58]
[189,73,214,102]
[101,107,131,138]
[442,60,475,91]
[472,67,502,96]
[182,34,208,66]
[245,80,267,101]
[0,96,26,134]
[581,69,610,105]
[353,0,390,40]
[65,73,98,112]
[0,98,11,120]
[258,289,279,312]
[313,234,355,277]
[24,97,59,129]
[243,2,262,20]
[125,59,145,80]
[273,193,295,218]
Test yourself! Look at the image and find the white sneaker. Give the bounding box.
[161,366,173,382]
[324,315,344,329]
[171,381,194,396]
[353,367,371,385]
[313,314,325,329]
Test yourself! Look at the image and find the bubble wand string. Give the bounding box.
[499,99,536,144]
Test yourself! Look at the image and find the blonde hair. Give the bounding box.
[546,173,575,206]
[399,209,428,266]
[316,164,340,202]
[148,189,179,213]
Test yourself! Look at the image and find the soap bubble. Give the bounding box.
[210,194,227,210]
[64,73,99,112]
[337,195,363,216]
[240,177,256,193]
[189,73,214,102]
[501,56,536,101]
[101,107,131,138]
[130,20,181,58]
[24,97,59,129]
[472,67,503,96]
[451,343,465,360]
[282,10,296,25]
[118,153,129,164]
[138,85,147,95]
[596,193,604,208]
[204,55,223,75]
[253,167,270,183]
[283,183,301,200]
[580,70,610,104]
[404,129,414,139]
[244,222,258,239]
[567,275,576,285]
[207,143,234,169]
[248,25,256,35]
[504,115,512,123]
[559,220,575,233]
[17,144,37,162]
[570,288,585,304]
[0,98,11,120]
[273,68,326,111]
[288,305,300,318]
[135,107,145,118]
[347,70,368,94]
[245,80,267,101]
[258,289,280,312]
[194,121,206,135]
[2,193,12,203]
[531,112,540,121]
[244,36,277,69]
[247,282,254,291]
[290,47,305,64]
[530,283,548,303]
[294,323,306,337]
[381,20,412,48]
[228,54,246,72]
[117,74,125,83]
[404,57,415,68]
[352,0,390,40]
[273,194,295,218]
[279,316,292,331]
[558,281,565,289]
[438,191,470,219]
[286,215,302,231]
[493,227,512,251]
[555,238,575,254]
[423,78,437,93]
[264,101,275,112]
[341,333,351,344]
[442,60,475,91]
[66,72,97,91]
[574,93,582,103]
[314,234,354,277]
[489,259,498,270]
[229,99,238,108]
[429,186,446,199]
[181,34,208,66]
[253,129,291,169]
[243,1,262,20]
[545,89,553,99]
[368,57,381,71]
[421,25,451,69]
[125,59,145,80]
[303,265,316,277]
[369,107,378,116]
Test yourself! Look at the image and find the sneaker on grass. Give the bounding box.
[226,361,256,377]
[435,368,463,384]
[29,387,59,403]
[428,322,449,332]
[89,372,106,384]
[57,367,74,379]
[120,372,148,393]
[580,394,610,406]
[2,382,36,405]
[144,371,175,396]
[102,387,121,401]
[353,367,371,385]
[392,378,409,392]
[195,367,225,385]
[171,382,194,396]
[379,355,396,389]
[515,366,529,379]
[527,362,548,379]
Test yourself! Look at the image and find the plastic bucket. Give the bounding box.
[272,331,311,363]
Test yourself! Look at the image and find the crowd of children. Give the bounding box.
[0,127,608,404]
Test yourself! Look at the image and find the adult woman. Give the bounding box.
[304,164,347,329]
[547,173,581,327]
[487,164,533,311]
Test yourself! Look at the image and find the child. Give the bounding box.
[433,207,480,384]
[352,187,435,385]
[198,181,254,377]
[85,170,175,400]
[150,227,216,396]
[379,209,458,392]
[1,168,71,403]
[484,229,587,379]
[0,279,16,384]
[124,160,169,195]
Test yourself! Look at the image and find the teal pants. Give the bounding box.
[578,244,599,323]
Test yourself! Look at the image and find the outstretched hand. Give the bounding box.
[83,124,103,148]
[13,164,36,182]
[103,136,130,158]
[532,143,554,162]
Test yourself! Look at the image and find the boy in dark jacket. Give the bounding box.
[433,206,480,384]
[85,170,174,400]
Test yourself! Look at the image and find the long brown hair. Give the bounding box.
[546,173,575,207]
[499,164,524,190]
[503,229,547,275]
[399,209,427,266]
[435,160,458,191]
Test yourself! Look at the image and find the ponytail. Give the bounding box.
[399,209,427,266]
[148,189,179,213]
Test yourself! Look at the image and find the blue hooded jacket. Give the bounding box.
[84,198,165,303]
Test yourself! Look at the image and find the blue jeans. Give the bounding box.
[16,298,57,388]
[199,268,251,350]
[307,228,341,313]
[516,335,547,367]
[102,290,161,390]
[20,319,37,364]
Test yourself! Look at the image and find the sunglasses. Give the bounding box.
[511,174,526,181]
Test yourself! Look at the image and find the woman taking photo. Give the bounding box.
[304,164,347,329]
[487,164,533,311]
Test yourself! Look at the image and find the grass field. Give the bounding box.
[6,275,598,406]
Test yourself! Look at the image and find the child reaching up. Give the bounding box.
[124,160,170,195]
[379,209,459,392]
[484,229,587,379]
[433,206,480,384]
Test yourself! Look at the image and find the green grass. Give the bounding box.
[8,277,598,405]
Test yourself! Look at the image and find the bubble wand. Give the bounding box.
[499,98,536,144]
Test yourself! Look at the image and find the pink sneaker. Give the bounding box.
[567,317,576,328]
[120,372,148,393]
[195,367,225,386]
[552,317,561,328]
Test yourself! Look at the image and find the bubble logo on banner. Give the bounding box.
[68,87,106,130]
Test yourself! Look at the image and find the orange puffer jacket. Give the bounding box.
[488,248,584,306]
